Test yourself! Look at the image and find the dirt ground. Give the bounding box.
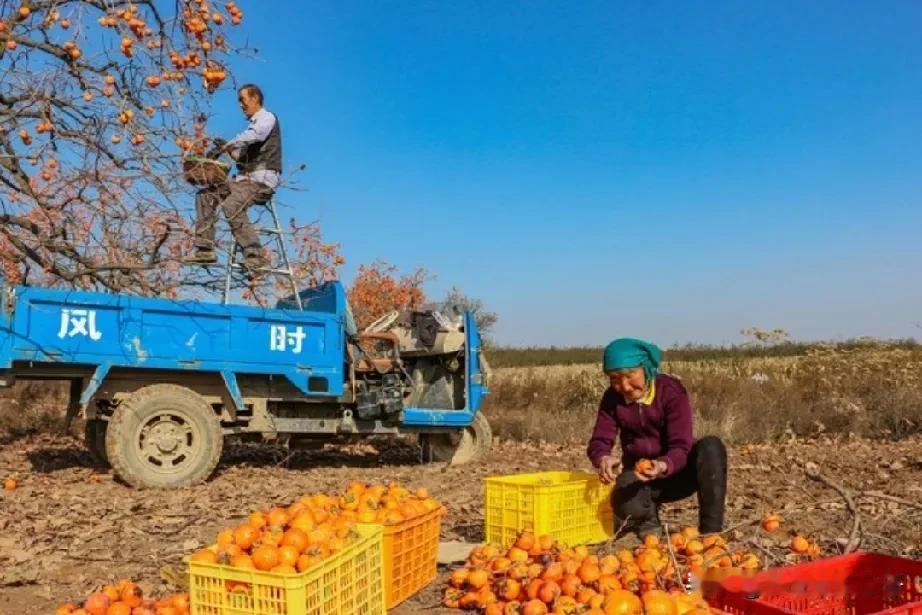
[0,433,920,614]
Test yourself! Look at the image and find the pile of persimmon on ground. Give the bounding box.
[189,481,443,575]
[441,513,822,615]
[54,581,189,615]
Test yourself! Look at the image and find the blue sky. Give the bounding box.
[209,1,922,346]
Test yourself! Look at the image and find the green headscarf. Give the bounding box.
[602,338,662,384]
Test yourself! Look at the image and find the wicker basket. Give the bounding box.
[183,157,230,186]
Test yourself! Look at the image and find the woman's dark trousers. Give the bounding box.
[611,435,728,536]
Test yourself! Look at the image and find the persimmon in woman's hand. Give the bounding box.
[634,458,667,482]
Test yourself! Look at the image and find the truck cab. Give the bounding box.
[0,282,491,488]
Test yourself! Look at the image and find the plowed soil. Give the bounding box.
[1,433,920,614]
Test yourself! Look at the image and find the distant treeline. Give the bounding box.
[486,338,921,368]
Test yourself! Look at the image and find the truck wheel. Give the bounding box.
[105,384,222,489]
[421,411,492,465]
[83,419,109,465]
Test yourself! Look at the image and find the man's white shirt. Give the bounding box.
[227,107,280,190]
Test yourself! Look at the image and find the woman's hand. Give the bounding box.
[635,459,668,482]
[597,455,621,484]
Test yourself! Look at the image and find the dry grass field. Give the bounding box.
[3,343,921,446]
[483,344,922,444]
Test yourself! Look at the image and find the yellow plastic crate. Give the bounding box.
[189,524,385,615]
[382,507,443,608]
[484,471,614,547]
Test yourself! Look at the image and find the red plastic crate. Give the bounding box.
[709,552,922,615]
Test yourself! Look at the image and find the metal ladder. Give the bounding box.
[222,197,303,309]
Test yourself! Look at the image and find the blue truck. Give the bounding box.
[0,281,490,488]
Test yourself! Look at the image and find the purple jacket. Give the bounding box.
[586,374,694,478]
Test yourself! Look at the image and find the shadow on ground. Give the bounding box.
[25,436,425,475]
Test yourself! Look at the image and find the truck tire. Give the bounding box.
[105,384,223,489]
[421,411,492,465]
[83,419,109,465]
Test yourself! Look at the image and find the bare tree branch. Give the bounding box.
[804,462,862,553]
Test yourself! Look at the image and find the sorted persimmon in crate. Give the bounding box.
[339,481,446,607]
[188,490,385,615]
[190,492,364,575]
[187,482,443,612]
[55,580,190,615]
[189,524,384,615]
[337,480,444,525]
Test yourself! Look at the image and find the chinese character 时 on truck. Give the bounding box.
[0,282,490,488]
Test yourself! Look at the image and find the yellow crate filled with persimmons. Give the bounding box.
[187,492,385,615]
[484,471,614,548]
[340,480,446,608]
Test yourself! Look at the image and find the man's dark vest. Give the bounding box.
[237,111,282,174]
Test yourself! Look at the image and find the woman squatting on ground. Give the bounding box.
[587,338,728,538]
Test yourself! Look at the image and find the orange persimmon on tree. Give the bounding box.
[0,1,341,303]
[347,260,427,330]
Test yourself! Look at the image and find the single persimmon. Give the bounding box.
[791,535,810,554]
[761,513,781,532]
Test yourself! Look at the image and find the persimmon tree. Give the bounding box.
[347,260,427,330]
[0,0,340,301]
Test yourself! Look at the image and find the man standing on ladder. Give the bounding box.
[187,83,282,275]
